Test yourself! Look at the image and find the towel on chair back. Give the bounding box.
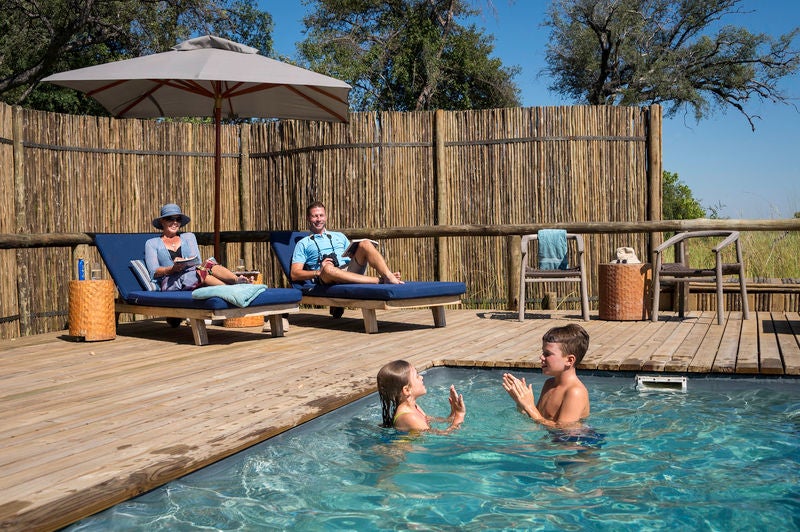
[538,229,568,270]
[192,284,266,307]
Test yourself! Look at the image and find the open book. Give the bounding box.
[343,239,379,258]
[173,255,197,264]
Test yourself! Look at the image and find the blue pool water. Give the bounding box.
[68,368,800,531]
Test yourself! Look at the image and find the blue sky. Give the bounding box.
[259,1,800,219]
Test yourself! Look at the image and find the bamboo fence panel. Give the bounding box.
[0,104,17,338]
[1,102,654,339]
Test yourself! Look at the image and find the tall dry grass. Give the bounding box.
[668,231,800,279]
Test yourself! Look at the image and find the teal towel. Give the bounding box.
[192,284,266,307]
[538,230,568,270]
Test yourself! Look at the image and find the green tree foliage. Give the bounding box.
[662,171,706,220]
[0,0,274,115]
[544,0,800,130]
[299,0,521,111]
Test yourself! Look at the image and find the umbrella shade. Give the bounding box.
[43,35,350,122]
[43,35,351,256]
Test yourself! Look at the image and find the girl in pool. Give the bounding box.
[377,360,465,433]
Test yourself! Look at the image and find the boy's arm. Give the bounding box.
[503,373,549,424]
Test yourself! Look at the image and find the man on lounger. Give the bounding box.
[290,201,403,290]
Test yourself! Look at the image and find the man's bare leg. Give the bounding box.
[352,242,402,284]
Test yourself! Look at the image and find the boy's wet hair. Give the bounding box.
[542,324,590,364]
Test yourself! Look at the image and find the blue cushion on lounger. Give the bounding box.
[269,231,466,299]
[125,287,301,310]
[302,281,466,300]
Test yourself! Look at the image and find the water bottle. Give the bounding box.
[77,259,85,280]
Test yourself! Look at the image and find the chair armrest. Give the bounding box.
[654,231,690,253]
[567,233,585,253]
[711,231,740,253]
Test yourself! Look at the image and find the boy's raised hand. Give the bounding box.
[502,373,536,413]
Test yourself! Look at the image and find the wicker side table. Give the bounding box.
[223,271,264,328]
[598,263,651,321]
[68,279,116,341]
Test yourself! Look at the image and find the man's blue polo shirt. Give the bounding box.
[291,230,351,271]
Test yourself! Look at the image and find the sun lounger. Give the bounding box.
[94,233,302,345]
[270,231,466,333]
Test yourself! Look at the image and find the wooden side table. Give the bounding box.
[598,263,651,321]
[68,279,116,341]
[223,270,264,328]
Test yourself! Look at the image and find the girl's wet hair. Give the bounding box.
[377,360,412,428]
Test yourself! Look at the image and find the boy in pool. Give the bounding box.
[502,323,590,428]
[377,360,465,433]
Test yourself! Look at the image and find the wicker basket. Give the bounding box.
[68,279,116,341]
[223,271,265,328]
[598,263,651,321]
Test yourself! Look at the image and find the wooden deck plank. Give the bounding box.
[736,313,761,373]
[688,311,728,373]
[760,312,788,375]
[0,309,796,531]
[712,312,743,373]
[663,312,712,372]
[782,312,800,376]
[620,320,675,371]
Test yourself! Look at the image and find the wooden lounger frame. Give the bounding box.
[115,301,298,346]
[300,295,462,334]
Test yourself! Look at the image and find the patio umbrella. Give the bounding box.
[43,35,350,257]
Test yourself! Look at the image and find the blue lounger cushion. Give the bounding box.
[269,231,466,299]
[125,288,300,310]
[95,233,302,309]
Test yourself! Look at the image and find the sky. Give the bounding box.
[259,1,800,220]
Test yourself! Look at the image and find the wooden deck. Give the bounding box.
[2,308,800,531]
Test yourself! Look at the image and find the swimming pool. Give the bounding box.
[67,368,800,530]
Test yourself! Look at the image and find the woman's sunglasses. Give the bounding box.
[163,216,183,222]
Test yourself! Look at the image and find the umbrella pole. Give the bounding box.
[214,100,222,259]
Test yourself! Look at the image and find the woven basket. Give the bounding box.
[68,279,116,341]
[598,263,651,321]
[223,272,265,328]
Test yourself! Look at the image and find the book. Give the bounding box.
[173,255,197,264]
[343,239,379,258]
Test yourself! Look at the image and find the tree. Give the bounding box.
[543,0,800,130]
[662,170,706,219]
[0,0,274,115]
[299,0,521,111]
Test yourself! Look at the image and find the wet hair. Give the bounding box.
[542,324,590,364]
[306,201,326,217]
[377,360,412,428]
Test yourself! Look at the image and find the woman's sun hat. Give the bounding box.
[152,203,191,229]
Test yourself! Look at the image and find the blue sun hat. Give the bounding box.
[152,203,191,229]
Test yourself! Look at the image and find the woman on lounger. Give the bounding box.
[145,203,249,291]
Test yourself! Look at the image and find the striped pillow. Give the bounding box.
[130,259,159,291]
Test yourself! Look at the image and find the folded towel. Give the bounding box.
[538,229,568,270]
[192,284,266,307]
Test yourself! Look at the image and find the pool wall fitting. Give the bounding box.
[635,375,688,392]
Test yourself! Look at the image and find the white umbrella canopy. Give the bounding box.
[43,35,351,255]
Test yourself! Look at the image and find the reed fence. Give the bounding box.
[1,102,660,339]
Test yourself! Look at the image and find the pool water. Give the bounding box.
[68,368,800,531]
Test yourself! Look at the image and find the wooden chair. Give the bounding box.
[518,232,590,321]
[651,230,749,325]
